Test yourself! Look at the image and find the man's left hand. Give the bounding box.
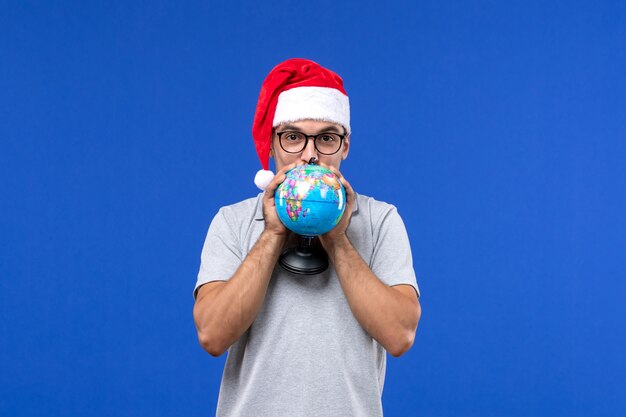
[318,163,355,251]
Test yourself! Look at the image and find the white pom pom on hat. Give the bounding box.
[254,169,275,191]
[251,58,350,190]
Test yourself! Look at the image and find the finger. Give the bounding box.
[317,160,340,172]
[264,162,298,198]
[276,161,300,176]
[317,163,353,195]
[342,180,354,200]
[340,179,355,209]
[318,162,342,180]
[317,161,332,172]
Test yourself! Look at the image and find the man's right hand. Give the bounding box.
[194,163,302,356]
[261,162,302,237]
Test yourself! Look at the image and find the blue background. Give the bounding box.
[1,1,625,416]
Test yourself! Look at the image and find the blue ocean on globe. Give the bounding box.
[275,165,346,236]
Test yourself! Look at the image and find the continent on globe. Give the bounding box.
[275,165,346,236]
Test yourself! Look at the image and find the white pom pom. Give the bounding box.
[254,169,275,190]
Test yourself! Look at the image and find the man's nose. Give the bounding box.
[300,138,319,163]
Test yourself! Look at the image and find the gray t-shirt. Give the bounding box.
[195,193,419,417]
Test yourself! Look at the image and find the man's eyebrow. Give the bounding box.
[321,125,342,133]
[278,124,342,133]
[278,124,300,131]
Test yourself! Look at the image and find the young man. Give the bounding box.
[193,58,421,416]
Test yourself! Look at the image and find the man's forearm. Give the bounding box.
[326,235,420,357]
[193,231,286,356]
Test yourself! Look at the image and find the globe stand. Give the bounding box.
[278,235,328,275]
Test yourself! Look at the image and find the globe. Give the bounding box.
[275,165,347,236]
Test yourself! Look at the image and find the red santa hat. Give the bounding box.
[252,58,350,190]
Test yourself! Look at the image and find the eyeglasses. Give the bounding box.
[276,131,346,155]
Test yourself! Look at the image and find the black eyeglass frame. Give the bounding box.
[275,130,347,155]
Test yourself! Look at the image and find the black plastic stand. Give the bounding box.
[278,235,328,275]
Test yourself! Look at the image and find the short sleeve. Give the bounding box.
[370,207,420,298]
[194,207,243,299]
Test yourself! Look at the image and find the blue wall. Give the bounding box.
[1,1,625,415]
